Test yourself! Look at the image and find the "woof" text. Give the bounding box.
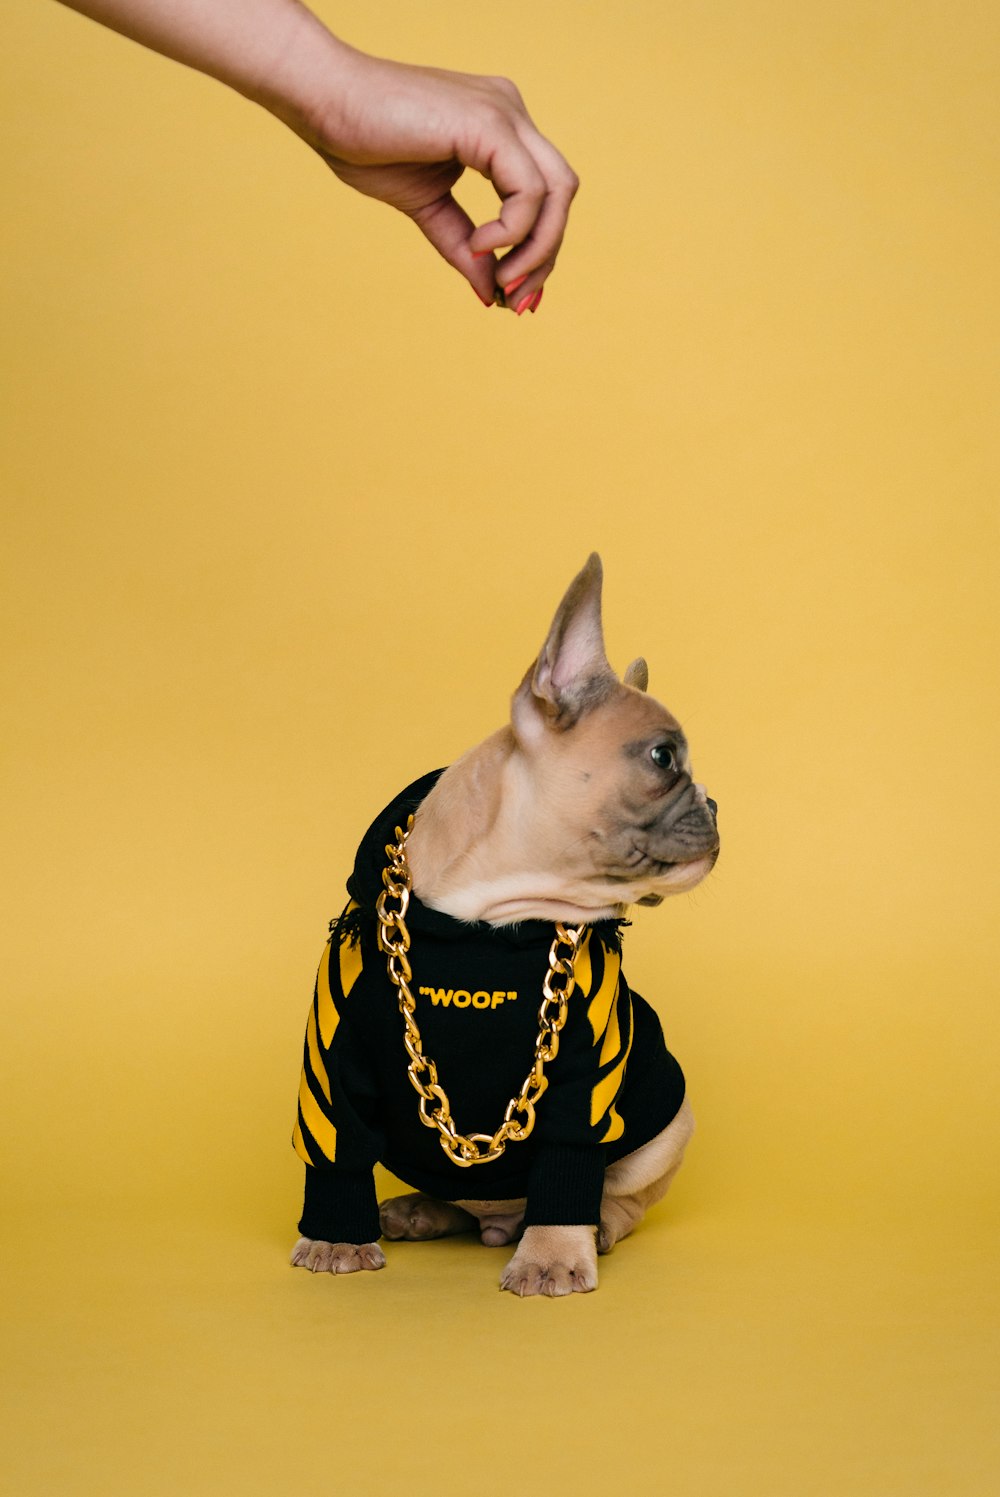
[418,987,517,1009]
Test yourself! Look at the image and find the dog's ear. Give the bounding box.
[513,553,616,732]
[623,657,649,692]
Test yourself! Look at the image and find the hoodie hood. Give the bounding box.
[336,769,624,952]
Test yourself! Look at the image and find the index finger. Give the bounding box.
[465,122,550,257]
[493,129,579,287]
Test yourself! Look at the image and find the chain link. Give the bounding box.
[374,816,584,1167]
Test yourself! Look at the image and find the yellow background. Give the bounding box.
[2,1,997,1492]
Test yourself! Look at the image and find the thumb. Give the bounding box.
[409,193,497,306]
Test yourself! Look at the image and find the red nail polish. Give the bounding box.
[528,288,544,313]
[515,293,533,315]
[505,273,529,296]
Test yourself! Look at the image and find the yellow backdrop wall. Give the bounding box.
[2,3,997,1494]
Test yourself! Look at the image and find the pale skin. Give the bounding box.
[56,0,579,310]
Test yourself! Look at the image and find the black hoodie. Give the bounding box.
[294,771,686,1245]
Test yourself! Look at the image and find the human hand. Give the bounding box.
[56,1,577,309]
[296,50,579,312]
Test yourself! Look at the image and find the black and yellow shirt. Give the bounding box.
[293,771,686,1245]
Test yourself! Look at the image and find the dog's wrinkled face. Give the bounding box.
[509,554,719,913]
[518,684,719,908]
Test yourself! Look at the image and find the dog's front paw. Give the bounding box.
[290,1237,386,1274]
[499,1225,598,1298]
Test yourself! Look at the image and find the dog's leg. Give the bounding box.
[595,1175,676,1255]
[379,1192,477,1241]
[596,1097,695,1254]
[496,1101,695,1295]
[290,1238,386,1273]
[499,1225,599,1296]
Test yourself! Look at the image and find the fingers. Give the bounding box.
[467,126,548,258]
[466,114,579,295]
[410,185,550,313]
[491,134,575,297]
[408,193,498,306]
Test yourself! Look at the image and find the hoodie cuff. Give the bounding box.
[522,1143,606,1227]
[298,1166,381,1245]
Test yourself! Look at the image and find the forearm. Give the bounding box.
[56,0,353,133]
[56,0,576,291]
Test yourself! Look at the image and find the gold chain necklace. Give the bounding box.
[375,816,584,1167]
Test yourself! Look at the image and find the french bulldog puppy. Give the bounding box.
[291,554,719,1296]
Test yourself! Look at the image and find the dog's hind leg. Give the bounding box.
[596,1097,695,1255]
[379,1192,477,1241]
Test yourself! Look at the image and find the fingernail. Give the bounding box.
[528,288,544,314]
[505,274,529,298]
[515,293,533,315]
[472,249,492,260]
[473,286,493,307]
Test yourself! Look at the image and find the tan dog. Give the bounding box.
[291,554,718,1295]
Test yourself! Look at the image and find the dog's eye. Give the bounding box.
[650,744,675,771]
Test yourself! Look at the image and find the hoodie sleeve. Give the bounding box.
[292,913,384,1245]
[522,930,633,1228]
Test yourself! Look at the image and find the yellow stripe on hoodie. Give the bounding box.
[316,944,340,1049]
[298,1069,338,1163]
[590,1015,634,1129]
[305,1004,332,1104]
[586,941,621,1045]
[602,1104,625,1143]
